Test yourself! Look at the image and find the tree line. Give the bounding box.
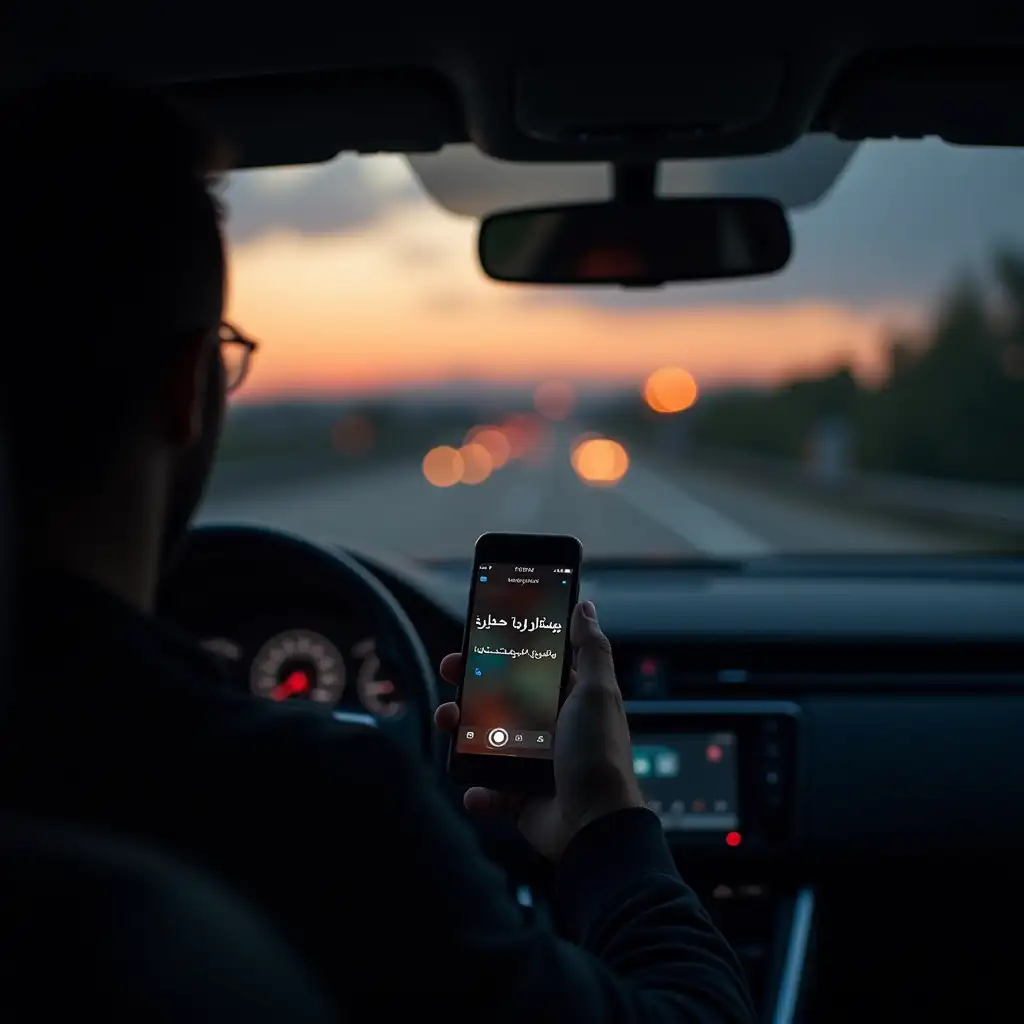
[689,249,1024,486]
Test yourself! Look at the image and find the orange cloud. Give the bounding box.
[225,212,925,399]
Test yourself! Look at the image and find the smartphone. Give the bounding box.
[448,532,582,794]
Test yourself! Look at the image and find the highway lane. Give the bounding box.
[199,428,976,559]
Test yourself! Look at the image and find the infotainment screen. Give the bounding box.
[632,732,739,832]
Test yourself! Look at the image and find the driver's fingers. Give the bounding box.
[434,701,460,733]
[463,787,494,812]
[439,652,463,686]
[463,787,524,818]
[564,667,579,696]
[569,601,616,692]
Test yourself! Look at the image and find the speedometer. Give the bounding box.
[251,629,345,707]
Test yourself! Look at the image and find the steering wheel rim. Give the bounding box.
[158,523,440,762]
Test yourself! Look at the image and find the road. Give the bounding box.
[198,425,982,558]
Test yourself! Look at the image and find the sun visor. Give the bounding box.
[821,50,1024,146]
[407,135,858,218]
[174,71,464,168]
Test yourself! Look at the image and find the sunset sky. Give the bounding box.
[221,139,1024,400]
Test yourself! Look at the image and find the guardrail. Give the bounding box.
[205,450,354,500]
[204,445,431,502]
[681,447,1024,542]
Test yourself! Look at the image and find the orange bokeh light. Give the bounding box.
[457,442,493,485]
[643,366,699,413]
[571,430,603,450]
[422,445,464,487]
[465,426,512,468]
[533,380,575,421]
[571,437,630,487]
[464,424,492,443]
[502,413,544,459]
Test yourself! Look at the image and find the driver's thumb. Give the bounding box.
[570,601,616,689]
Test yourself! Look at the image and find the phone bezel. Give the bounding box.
[448,532,582,794]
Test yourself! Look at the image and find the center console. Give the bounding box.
[626,700,801,854]
[625,701,811,1021]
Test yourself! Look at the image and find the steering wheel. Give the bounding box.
[158,524,441,765]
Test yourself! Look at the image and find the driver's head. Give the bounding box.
[3,77,236,602]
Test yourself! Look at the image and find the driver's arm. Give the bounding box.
[248,719,756,1022]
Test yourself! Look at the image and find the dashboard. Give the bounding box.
[167,543,1024,863]
[162,537,1024,1020]
[359,553,1024,1019]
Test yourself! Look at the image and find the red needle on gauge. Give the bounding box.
[271,670,310,701]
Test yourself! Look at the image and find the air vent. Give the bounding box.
[616,640,1024,697]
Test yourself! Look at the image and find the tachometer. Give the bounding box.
[353,637,404,718]
[251,629,345,707]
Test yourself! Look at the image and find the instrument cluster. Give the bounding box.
[200,626,406,720]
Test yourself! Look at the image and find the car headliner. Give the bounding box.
[5,9,1024,169]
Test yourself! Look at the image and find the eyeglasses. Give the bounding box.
[219,321,259,394]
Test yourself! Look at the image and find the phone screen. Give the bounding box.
[456,562,576,759]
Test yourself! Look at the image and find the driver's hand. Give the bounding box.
[435,601,645,861]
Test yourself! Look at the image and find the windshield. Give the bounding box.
[199,140,1024,560]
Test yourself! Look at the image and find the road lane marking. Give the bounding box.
[613,462,773,556]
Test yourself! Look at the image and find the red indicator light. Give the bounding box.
[725,831,742,847]
[706,744,723,763]
[640,658,657,677]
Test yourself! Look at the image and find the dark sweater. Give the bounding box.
[0,571,755,1022]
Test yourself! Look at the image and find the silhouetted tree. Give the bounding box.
[690,249,1024,486]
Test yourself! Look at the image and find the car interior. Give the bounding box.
[7,10,1024,1022]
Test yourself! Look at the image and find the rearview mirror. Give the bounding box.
[478,197,792,286]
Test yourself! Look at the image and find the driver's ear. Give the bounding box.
[159,332,216,449]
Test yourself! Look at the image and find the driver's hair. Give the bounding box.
[1,76,230,495]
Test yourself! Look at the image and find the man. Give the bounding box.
[0,79,755,1021]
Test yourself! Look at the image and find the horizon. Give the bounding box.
[227,376,782,409]
[221,140,1024,402]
